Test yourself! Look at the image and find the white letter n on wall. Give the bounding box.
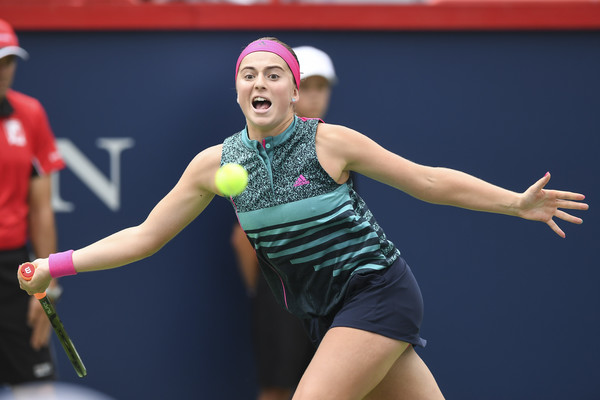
[52,138,135,212]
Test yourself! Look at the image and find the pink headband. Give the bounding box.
[235,40,300,90]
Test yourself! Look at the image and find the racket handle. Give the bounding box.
[20,263,87,377]
[19,263,47,300]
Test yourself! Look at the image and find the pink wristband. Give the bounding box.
[48,250,77,278]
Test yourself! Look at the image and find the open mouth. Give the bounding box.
[252,96,272,111]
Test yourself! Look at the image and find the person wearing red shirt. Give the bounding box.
[0,19,66,385]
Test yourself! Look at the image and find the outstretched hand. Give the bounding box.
[519,172,588,238]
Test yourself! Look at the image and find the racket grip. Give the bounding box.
[19,263,47,300]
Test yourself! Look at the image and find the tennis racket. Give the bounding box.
[19,262,87,378]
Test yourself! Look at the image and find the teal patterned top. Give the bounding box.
[221,116,399,318]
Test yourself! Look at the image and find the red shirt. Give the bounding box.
[0,89,65,250]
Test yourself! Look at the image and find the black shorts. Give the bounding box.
[304,257,427,348]
[0,247,56,385]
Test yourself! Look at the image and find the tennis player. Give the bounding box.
[232,45,338,400]
[18,37,588,399]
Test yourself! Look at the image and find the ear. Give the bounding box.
[236,95,239,104]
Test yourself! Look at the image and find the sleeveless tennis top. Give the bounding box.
[221,116,400,318]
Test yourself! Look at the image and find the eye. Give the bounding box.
[267,73,280,80]
[243,73,255,80]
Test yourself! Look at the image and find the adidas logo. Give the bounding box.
[293,174,310,187]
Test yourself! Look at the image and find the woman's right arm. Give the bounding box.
[19,145,223,294]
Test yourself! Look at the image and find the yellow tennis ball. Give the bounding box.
[215,163,248,196]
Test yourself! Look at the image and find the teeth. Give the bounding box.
[254,97,268,102]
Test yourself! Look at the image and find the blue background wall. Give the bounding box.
[13,31,599,399]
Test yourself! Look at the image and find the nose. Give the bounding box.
[254,74,266,89]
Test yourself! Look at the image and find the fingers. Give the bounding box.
[552,191,587,203]
[556,199,589,213]
[17,259,51,295]
[532,173,587,204]
[532,171,551,192]
[18,278,30,295]
[555,209,583,225]
[523,173,549,199]
[17,274,35,296]
[525,172,587,238]
[528,172,554,198]
[548,203,585,238]
[547,208,585,238]
[553,197,588,226]
[547,219,566,238]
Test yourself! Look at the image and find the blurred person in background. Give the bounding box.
[231,45,337,400]
[291,46,336,119]
[0,19,65,388]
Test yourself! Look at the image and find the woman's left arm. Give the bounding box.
[316,124,588,237]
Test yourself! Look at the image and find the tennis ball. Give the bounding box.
[215,163,248,196]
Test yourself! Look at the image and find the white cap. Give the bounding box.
[0,19,29,60]
[293,46,337,85]
[0,46,28,60]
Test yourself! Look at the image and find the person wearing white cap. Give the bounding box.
[0,18,66,386]
[292,46,337,120]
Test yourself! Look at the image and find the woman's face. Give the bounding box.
[236,51,298,136]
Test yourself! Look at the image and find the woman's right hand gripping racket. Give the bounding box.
[19,262,87,378]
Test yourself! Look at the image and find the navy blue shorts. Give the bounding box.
[304,257,427,348]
